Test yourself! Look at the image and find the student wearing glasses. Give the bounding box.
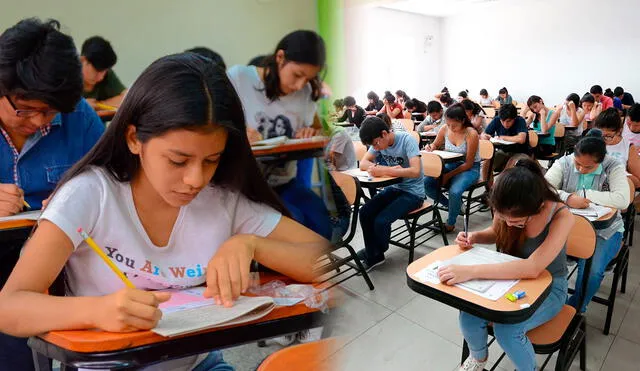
[593,108,640,188]
[0,18,104,369]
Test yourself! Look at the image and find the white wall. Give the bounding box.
[0,0,317,86]
[344,6,441,104]
[442,0,640,105]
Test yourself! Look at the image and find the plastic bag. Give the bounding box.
[247,280,329,312]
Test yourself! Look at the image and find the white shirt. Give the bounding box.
[41,167,282,297]
[607,136,631,167]
[227,65,317,186]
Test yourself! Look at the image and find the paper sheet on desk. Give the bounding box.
[490,137,515,145]
[413,247,521,301]
[570,203,612,221]
[0,210,41,223]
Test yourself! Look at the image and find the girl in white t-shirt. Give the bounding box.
[227,30,332,242]
[594,108,640,188]
[0,54,328,370]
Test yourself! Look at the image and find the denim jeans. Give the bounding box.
[568,231,623,312]
[358,187,424,264]
[277,179,332,240]
[459,278,568,371]
[424,162,480,226]
[191,351,234,371]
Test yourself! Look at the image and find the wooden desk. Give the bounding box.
[423,150,464,164]
[341,170,402,198]
[29,275,327,370]
[406,245,552,324]
[0,219,36,256]
[252,138,328,162]
[534,131,551,138]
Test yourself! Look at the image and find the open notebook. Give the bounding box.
[153,287,276,337]
[0,210,41,223]
[569,203,612,221]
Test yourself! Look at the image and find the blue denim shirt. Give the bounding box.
[0,99,104,209]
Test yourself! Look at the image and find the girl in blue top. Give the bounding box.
[524,95,559,158]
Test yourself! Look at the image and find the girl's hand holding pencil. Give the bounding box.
[95,288,171,332]
[455,231,476,250]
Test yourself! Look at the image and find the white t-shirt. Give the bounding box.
[227,65,317,186]
[607,136,631,167]
[41,167,282,297]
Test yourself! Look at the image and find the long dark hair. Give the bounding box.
[490,157,561,254]
[262,30,325,102]
[445,103,473,128]
[53,53,287,214]
[527,95,544,123]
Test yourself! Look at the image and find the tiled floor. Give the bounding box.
[321,209,640,371]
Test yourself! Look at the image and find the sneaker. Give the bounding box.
[297,327,323,343]
[265,334,297,347]
[459,356,487,371]
[356,249,385,272]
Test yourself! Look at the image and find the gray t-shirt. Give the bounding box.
[327,130,356,171]
[368,131,425,198]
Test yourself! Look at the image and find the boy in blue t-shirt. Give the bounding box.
[357,117,424,270]
[481,103,529,172]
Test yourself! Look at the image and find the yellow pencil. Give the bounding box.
[95,103,117,111]
[23,199,31,210]
[77,227,136,288]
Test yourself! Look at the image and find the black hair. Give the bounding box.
[53,53,287,215]
[395,90,410,101]
[81,36,117,71]
[343,96,356,107]
[185,47,226,69]
[359,116,389,145]
[367,91,380,102]
[526,95,543,123]
[575,129,607,163]
[383,91,396,103]
[426,100,443,114]
[498,103,518,120]
[445,103,473,128]
[580,93,595,107]
[458,90,469,99]
[480,89,489,97]
[441,87,449,93]
[0,18,83,113]
[590,85,603,95]
[604,88,614,99]
[566,93,580,108]
[376,112,392,128]
[614,87,624,97]
[262,30,325,102]
[499,87,509,95]
[440,93,454,107]
[333,98,344,109]
[628,103,640,122]
[405,98,427,112]
[594,107,622,131]
[490,156,561,254]
[461,99,482,115]
[248,55,268,67]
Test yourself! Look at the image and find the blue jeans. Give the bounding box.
[0,333,33,370]
[424,162,480,226]
[277,179,332,240]
[460,278,568,371]
[358,187,424,263]
[568,231,623,312]
[296,158,314,189]
[192,351,234,371]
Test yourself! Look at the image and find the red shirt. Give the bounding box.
[387,103,404,119]
[599,95,614,110]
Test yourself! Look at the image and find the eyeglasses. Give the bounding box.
[496,213,530,229]
[5,96,58,118]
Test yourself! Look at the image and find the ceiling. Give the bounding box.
[380,0,503,17]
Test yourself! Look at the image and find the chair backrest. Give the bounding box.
[479,139,494,160]
[330,171,358,206]
[257,338,340,371]
[567,214,597,259]
[483,107,496,119]
[554,123,565,138]
[421,152,444,178]
[399,118,416,132]
[353,141,367,161]
[528,130,539,148]
[409,131,420,145]
[627,177,635,208]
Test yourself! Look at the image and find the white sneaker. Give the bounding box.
[296,327,323,343]
[268,334,297,347]
[459,356,487,371]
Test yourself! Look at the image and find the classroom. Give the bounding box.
[0,0,639,370]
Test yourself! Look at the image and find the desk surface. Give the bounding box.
[252,138,328,158]
[406,245,552,324]
[0,219,36,230]
[423,150,464,161]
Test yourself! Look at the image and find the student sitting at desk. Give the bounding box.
[614,86,635,110]
[478,89,493,106]
[590,85,614,110]
[364,91,384,115]
[623,103,640,147]
[481,103,528,172]
[593,108,640,188]
[0,18,102,370]
[0,53,329,371]
[329,98,345,122]
[325,124,356,171]
[604,88,624,112]
[557,93,585,153]
[495,87,513,106]
[450,157,573,371]
[395,90,410,109]
[377,112,405,133]
[424,104,480,232]
[378,91,404,119]
[457,89,469,103]
[336,96,366,128]
[461,99,486,134]
[545,130,630,313]
[417,100,446,133]
[580,92,601,133]
[357,116,424,270]
[404,98,428,120]
[522,95,559,157]
[81,36,127,109]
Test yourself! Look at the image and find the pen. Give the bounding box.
[464,214,469,241]
[22,199,31,210]
[582,186,586,198]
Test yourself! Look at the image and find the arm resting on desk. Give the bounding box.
[500,132,526,144]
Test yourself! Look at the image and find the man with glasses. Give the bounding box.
[0,18,104,369]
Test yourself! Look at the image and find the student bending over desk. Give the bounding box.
[545,130,630,313]
[81,36,128,109]
[0,54,328,371]
[522,95,559,158]
[445,157,573,371]
[594,108,640,188]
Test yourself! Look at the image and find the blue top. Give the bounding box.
[484,116,528,153]
[532,110,556,146]
[444,128,481,163]
[368,131,425,198]
[0,99,105,208]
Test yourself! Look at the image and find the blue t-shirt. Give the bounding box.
[485,116,528,153]
[0,98,104,208]
[367,131,424,198]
